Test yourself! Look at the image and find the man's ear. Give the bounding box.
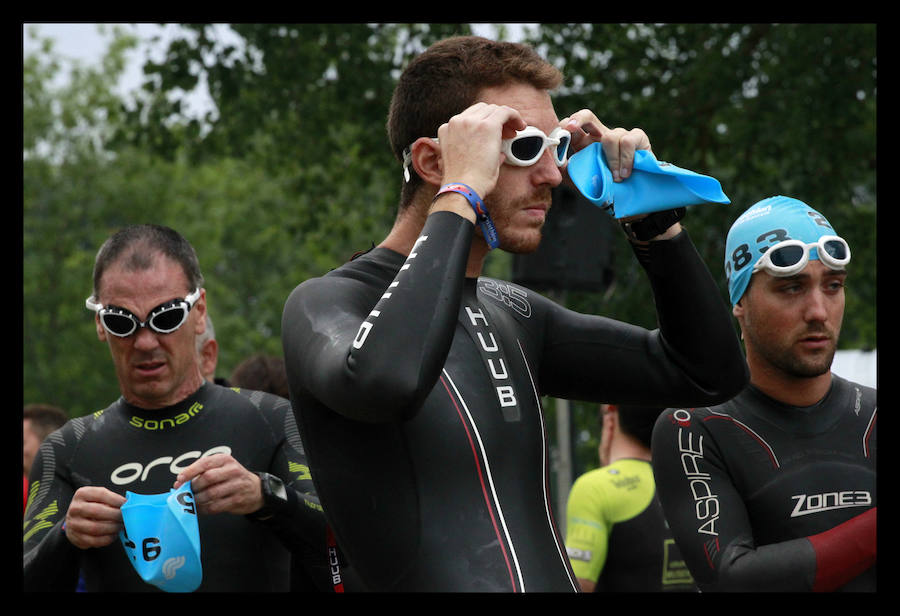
[95,313,107,342]
[409,138,444,186]
[732,299,746,340]
[604,405,618,432]
[198,338,218,380]
[194,289,207,336]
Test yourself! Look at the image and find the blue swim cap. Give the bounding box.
[567,142,730,218]
[119,481,202,592]
[725,196,839,305]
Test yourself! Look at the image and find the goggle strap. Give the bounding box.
[184,287,202,307]
[401,138,440,182]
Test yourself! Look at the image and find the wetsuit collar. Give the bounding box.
[119,382,210,429]
[739,377,849,435]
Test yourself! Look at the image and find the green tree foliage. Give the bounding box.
[24,24,875,480]
[24,26,145,416]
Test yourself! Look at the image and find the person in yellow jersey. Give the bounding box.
[565,404,696,592]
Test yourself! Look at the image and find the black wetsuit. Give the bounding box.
[281,210,747,592]
[651,375,877,591]
[23,383,331,592]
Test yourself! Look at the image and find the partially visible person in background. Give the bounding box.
[23,403,68,514]
[230,354,289,398]
[566,404,695,592]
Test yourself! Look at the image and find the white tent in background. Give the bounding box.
[831,349,877,389]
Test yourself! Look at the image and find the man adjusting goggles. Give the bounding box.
[403,125,572,181]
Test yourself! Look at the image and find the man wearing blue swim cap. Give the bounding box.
[651,196,876,591]
[725,195,849,307]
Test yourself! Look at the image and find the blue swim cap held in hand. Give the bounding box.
[566,142,730,218]
[119,481,202,592]
[724,196,843,305]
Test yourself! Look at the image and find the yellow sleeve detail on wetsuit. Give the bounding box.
[288,461,312,482]
[565,459,656,583]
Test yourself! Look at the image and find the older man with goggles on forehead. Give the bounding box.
[650,195,876,593]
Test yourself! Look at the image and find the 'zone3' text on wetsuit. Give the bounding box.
[651,375,876,591]
[23,383,332,592]
[281,210,747,592]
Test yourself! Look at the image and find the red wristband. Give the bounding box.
[434,183,499,249]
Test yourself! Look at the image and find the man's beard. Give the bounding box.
[767,344,836,379]
[484,188,552,254]
[748,324,838,380]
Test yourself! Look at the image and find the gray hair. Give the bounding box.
[195,314,216,352]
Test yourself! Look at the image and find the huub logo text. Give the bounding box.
[464,304,519,421]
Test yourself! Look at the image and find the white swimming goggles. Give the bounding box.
[86,288,201,337]
[752,235,851,277]
[402,126,571,181]
[501,126,572,167]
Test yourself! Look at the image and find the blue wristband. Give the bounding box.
[434,183,499,249]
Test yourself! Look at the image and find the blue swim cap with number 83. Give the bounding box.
[725,196,849,305]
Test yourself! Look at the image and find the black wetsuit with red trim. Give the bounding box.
[281,210,747,592]
[651,376,876,591]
